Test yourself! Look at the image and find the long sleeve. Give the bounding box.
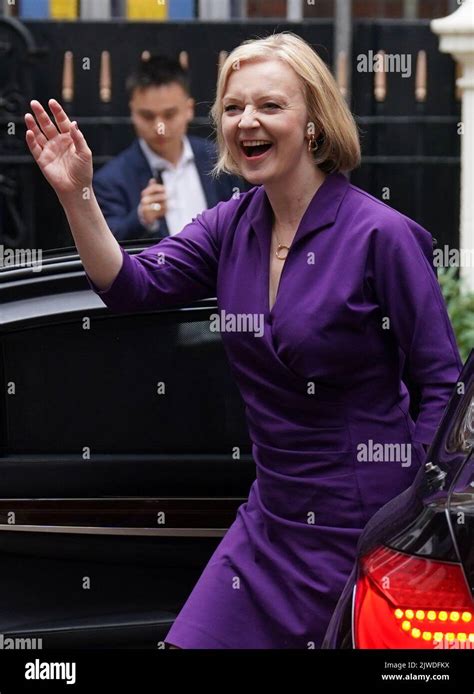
[84,201,225,314]
[367,215,463,445]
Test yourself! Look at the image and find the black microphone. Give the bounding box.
[152,167,165,185]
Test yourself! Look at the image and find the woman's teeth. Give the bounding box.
[241,140,273,158]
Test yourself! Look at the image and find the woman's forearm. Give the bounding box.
[58,189,124,291]
[24,99,123,292]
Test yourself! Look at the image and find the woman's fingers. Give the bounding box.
[69,120,90,156]
[25,129,44,162]
[48,98,73,133]
[24,113,47,149]
[30,100,59,140]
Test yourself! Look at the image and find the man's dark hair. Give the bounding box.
[126,55,191,98]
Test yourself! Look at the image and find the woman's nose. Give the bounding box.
[238,105,258,128]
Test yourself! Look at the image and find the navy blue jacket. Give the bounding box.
[93,136,244,241]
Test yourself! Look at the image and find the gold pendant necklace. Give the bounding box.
[275,243,290,260]
[273,228,290,260]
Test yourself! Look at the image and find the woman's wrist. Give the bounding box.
[58,189,116,247]
[57,184,93,208]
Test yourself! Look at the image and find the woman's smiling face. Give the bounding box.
[221,58,311,186]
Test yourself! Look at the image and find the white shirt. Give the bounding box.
[138,136,208,236]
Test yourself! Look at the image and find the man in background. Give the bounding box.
[93,55,244,241]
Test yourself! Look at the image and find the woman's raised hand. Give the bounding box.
[25,99,93,197]
[24,99,123,293]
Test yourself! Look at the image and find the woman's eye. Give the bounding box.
[223,103,280,113]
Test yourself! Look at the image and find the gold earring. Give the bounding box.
[307,135,319,152]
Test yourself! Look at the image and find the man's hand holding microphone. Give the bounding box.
[138,169,168,229]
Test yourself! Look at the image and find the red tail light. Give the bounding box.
[355,546,474,649]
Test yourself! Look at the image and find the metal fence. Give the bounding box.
[0,12,461,251]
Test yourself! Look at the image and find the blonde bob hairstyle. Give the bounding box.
[210,32,361,177]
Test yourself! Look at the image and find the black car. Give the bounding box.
[0,247,472,650]
[0,244,255,648]
[323,349,474,649]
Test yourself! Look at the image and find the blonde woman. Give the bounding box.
[25,32,462,649]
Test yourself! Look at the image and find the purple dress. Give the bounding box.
[86,171,462,648]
